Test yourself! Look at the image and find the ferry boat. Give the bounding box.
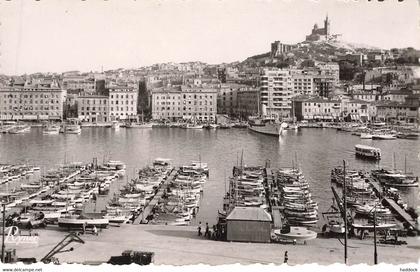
[43,124,61,135]
[354,144,381,160]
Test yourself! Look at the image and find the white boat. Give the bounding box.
[209,124,219,129]
[360,133,373,139]
[126,123,153,128]
[65,124,81,134]
[372,134,396,140]
[111,121,121,130]
[351,223,397,230]
[185,124,203,129]
[355,144,381,160]
[43,124,61,135]
[8,124,31,134]
[103,214,130,224]
[58,217,109,228]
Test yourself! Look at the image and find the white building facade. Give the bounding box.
[109,86,138,121]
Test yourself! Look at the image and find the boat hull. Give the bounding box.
[58,218,109,229]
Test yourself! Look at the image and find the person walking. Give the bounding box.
[198,221,202,236]
[93,225,98,236]
[284,251,288,264]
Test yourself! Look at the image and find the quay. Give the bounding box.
[369,178,419,232]
[133,168,176,224]
[9,224,420,265]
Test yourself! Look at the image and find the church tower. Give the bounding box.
[324,14,330,37]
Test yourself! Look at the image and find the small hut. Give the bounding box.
[226,207,272,243]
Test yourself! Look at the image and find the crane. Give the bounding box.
[40,232,85,264]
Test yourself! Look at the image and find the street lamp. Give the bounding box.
[1,202,5,263]
[368,200,383,265]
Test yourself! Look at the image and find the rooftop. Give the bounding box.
[226,207,272,222]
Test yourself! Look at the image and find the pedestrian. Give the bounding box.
[198,221,202,236]
[284,251,288,264]
[205,222,209,238]
[93,225,98,236]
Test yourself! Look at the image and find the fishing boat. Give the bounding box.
[354,144,381,160]
[396,131,419,139]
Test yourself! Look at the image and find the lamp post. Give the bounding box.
[1,203,5,263]
[368,200,381,265]
[342,160,348,265]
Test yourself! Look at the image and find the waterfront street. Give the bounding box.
[9,224,420,265]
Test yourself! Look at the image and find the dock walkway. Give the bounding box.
[133,168,176,224]
[370,179,419,232]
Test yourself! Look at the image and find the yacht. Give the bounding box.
[248,116,287,136]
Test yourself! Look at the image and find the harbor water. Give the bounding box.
[0,127,419,226]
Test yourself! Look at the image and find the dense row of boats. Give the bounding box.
[104,159,209,226]
[0,160,127,230]
[274,168,319,226]
[328,164,418,235]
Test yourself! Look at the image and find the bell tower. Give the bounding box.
[324,14,330,37]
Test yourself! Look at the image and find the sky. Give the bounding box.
[0,0,419,75]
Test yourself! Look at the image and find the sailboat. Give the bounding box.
[287,101,299,131]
